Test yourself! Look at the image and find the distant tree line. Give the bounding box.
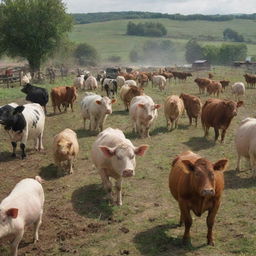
[185,39,247,65]
[72,12,256,24]
[126,21,167,37]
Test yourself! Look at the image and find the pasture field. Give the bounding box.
[69,18,256,63]
[0,66,256,256]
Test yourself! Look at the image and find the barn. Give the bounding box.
[192,60,211,70]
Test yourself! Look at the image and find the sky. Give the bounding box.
[63,0,256,15]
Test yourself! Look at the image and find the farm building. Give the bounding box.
[192,60,211,70]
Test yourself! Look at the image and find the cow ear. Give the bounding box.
[154,104,161,109]
[6,208,18,219]
[13,106,24,115]
[111,99,116,104]
[213,159,228,172]
[138,103,145,108]
[99,146,115,158]
[181,160,195,173]
[96,100,102,105]
[237,101,243,108]
[135,144,149,156]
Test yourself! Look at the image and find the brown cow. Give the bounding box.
[180,93,202,126]
[206,81,222,97]
[201,98,243,142]
[194,78,212,94]
[243,73,256,88]
[123,85,144,111]
[208,73,214,79]
[169,151,228,245]
[219,80,230,90]
[51,86,77,114]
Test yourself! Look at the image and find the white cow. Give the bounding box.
[80,94,116,131]
[0,176,44,256]
[83,75,98,90]
[235,117,256,178]
[152,75,167,91]
[73,75,85,89]
[231,82,245,100]
[124,79,137,87]
[91,127,148,205]
[129,95,160,138]
[0,103,45,159]
[116,76,125,87]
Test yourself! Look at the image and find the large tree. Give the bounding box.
[0,0,73,72]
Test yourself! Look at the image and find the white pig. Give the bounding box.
[0,176,44,256]
[91,127,148,206]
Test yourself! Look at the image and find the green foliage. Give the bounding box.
[73,43,100,66]
[0,0,73,72]
[185,39,204,63]
[72,11,256,24]
[126,21,167,37]
[202,45,220,65]
[107,55,121,63]
[223,28,244,42]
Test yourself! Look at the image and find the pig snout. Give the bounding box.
[122,169,134,177]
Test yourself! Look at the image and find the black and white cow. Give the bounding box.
[101,78,118,98]
[0,103,45,159]
[21,83,49,113]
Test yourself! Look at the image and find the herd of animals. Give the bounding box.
[0,67,256,255]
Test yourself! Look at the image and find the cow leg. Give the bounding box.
[195,117,198,127]
[236,154,241,172]
[68,159,73,174]
[249,151,256,179]
[90,117,97,131]
[71,102,74,112]
[20,143,26,159]
[34,137,39,150]
[179,203,192,244]
[83,118,86,129]
[188,116,192,125]
[206,201,220,246]
[11,142,17,157]
[220,129,226,143]
[214,128,219,141]
[58,104,62,112]
[115,178,123,206]
[99,169,113,203]
[43,105,47,114]
[179,211,184,226]
[145,127,150,138]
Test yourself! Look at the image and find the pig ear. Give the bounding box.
[111,99,116,104]
[96,100,102,105]
[135,144,149,156]
[13,106,24,115]
[154,104,161,109]
[181,160,195,173]
[99,146,115,158]
[213,159,228,172]
[237,101,243,108]
[138,103,145,108]
[6,208,18,219]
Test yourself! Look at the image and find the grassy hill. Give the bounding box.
[69,18,256,64]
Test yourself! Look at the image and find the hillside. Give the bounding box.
[69,18,256,64]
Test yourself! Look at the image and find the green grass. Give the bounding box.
[69,18,256,63]
[0,66,256,255]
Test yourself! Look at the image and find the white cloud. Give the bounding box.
[63,0,256,14]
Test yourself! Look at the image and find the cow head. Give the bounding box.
[57,139,72,155]
[96,96,116,114]
[138,103,160,121]
[0,208,18,238]
[182,158,228,197]
[0,105,24,128]
[99,144,148,177]
[21,83,33,94]
[224,100,243,117]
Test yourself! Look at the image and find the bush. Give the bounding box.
[185,39,204,63]
[223,28,244,42]
[73,43,100,66]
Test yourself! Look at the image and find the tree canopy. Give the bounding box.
[0,0,73,72]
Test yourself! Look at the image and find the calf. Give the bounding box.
[194,78,212,94]
[73,74,85,89]
[169,151,228,245]
[129,95,160,138]
[235,117,256,178]
[83,75,98,90]
[206,81,222,97]
[80,93,116,131]
[91,127,148,205]
[152,75,166,91]
[21,83,49,113]
[53,128,79,175]
[201,98,243,142]
[219,80,230,90]
[180,93,202,126]
[164,95,184,130]
[51,86,77,114]
[0,176,44,256]
[0,103,45,159]
[102,78,118,98]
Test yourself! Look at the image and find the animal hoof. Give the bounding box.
[207,240,215,246]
